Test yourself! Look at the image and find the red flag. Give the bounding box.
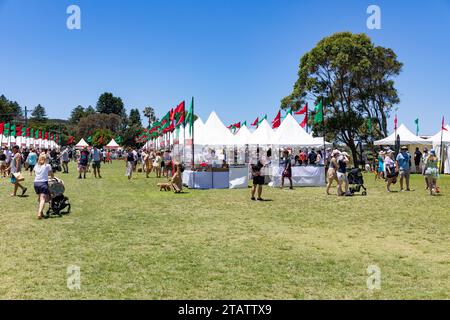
[44,132,49,140]
[227,125,233,129]
[394,115,398,130]
[16,126,22,136]
[251,117,259,127]
[233,122,241,129]
[169,108,175,121]
[272,111,281,129]
[300,114,308,128]
[443,116,448,131]
[0,122,4,134]
[26,127,31,137]
[295,104,308,115]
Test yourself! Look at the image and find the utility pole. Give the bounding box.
[24,106,32,127]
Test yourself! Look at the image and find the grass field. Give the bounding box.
[0,161,449,300]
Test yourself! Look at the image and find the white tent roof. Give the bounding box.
[192,118,205,145]
[75,138,89,147]
[234,125,253,145]
[106,139,120,148]
[272,114,322,146]
[248,119,274,145]
[429,124,450,144]
[374,124,431,145]
[201,111,236,145]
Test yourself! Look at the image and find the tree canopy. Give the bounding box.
[0,95,22,122]
[31,104,48,121]
[281,32,402,163]
[96,92,126,119]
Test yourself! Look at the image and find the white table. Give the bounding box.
[270,166,326,187]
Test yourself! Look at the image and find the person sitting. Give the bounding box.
[171,163,183,193]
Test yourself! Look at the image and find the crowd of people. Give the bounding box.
[0,141,445,219]
[375,146,441,195]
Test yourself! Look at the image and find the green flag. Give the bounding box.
[185,97,194,137]
[35,129,39,139]
[87,136,93,144]
[30,128,34,138]
[313,99,324,124]
[4,123,10,137]
[242,121,247,127]
[160,112,171,129]
[414,118,419,136]
[257,115,267,125]
[10,124,16,137]
[22,127,26,137]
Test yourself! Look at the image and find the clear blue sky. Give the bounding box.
[1,0,449,135]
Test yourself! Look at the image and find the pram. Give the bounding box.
[347,168,367,196]
[50,158,62,172]
[45,177,71,217]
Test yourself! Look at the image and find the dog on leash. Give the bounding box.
[157,182,172,191]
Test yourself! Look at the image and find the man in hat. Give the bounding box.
[396,146,411,191]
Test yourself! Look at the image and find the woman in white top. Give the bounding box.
[34,153,54,219]
[384,150,398,192]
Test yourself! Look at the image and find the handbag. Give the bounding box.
[13,172,25,182]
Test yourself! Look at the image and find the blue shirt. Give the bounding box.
[28,152,37,166]
[396,152,410,171]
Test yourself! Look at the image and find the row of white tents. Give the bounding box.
[0,135,59,149]
[374,124,450,146]
[148,111,328,148]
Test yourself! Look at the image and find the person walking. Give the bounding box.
[78,146,89,179]
[61,147,69,174]
[280,150,293,190]
[384,150,398,192]
[33,153,54,219]
[251,160,265,201]
[90,146,103,178]
[423,149,440,195]
[326,150,340,195]
[125,148,135,180]
[336,151,350,196]
[396,146,411,191]
[414,147,422,174]
[422,147,430,190]
[376,151,385,181]
[7,145,27,197]
[27,148,38,176]
[153,151,162,178]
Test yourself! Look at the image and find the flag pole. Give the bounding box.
[191,97,195,169]
[321,97,327,178]
[440,118,445,174]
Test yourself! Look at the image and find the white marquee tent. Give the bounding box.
[201,112,236,145]
[272,114,322,147]
[248,119,274,145]
[234,125,253,145]
[429,124,450,174]
[106,138,120,149]
[374,124,431,146]
[75,138,89,148]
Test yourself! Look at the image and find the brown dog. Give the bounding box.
[157,182,172,191]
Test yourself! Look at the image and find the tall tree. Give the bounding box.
[0,95,22,122]
[31,104,48,121]
[281,32,402,163]
[143,106,158,126]
[69,105,86,124]
[129,108,142,127]
[85,105,96,116]
[96,92,126,118]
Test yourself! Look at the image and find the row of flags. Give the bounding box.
[0,122,60,143]
[393,116,448,135]
[228,99,324,131]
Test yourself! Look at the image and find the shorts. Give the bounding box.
[253,176,265,185]
[337,172,348,183]
[92,161,101,169]
[399,169,410,179]
[327,168,338,181]
[10,176,17,184]
[34,181,50,195]
[282,170,292,178]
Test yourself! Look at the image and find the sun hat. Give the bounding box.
[342,152,350,157]
[332,149,341,156]
[430,149,436,156]
[401,146,408,150]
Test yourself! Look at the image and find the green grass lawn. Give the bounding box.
[0,161,449,299]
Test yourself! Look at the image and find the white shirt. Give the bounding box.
[34,164,52,183]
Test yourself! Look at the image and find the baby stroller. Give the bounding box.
[347,168,367,196]
[50,158,62,172]
[45,177,71,217]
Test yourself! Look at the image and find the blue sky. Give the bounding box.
[1,0,449,135]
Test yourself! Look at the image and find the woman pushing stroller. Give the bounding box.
[33,153,54,219]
